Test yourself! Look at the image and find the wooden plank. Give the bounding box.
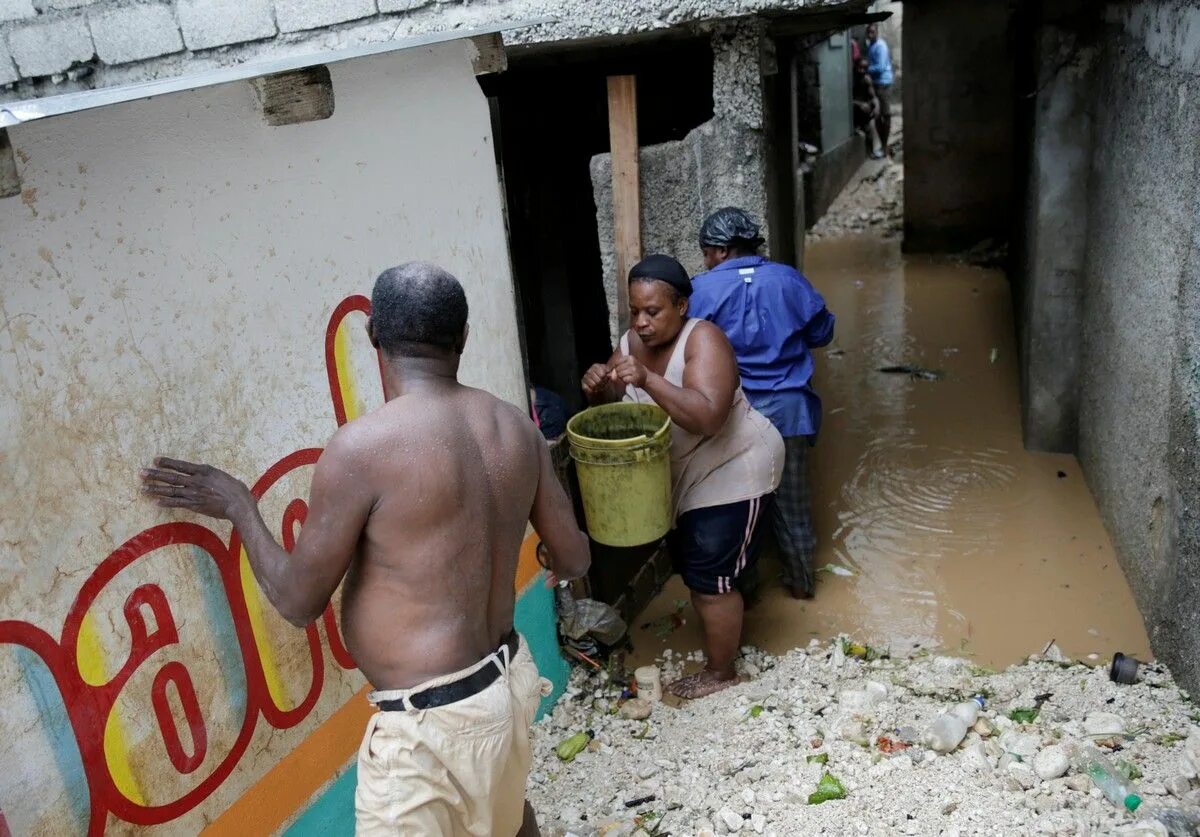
[607,74,640,336]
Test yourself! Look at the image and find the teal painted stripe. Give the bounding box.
[284,572,567,836]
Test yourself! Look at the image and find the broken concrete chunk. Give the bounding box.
[1083,712,1125,737]
[717,806,744,832]
[619,698,652,721]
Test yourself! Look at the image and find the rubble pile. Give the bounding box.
[809,159,905,242]
[526,640,1200,836]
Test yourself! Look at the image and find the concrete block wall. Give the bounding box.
[1074,0,1200,698]
[590,21,772,345]
[0,0,856,100]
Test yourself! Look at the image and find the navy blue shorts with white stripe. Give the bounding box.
[668,495,773,595]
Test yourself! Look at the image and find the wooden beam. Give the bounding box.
[607,74,640,336]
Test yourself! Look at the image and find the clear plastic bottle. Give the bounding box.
[925,713,969,753]
[1069,743,1143,813]
[949,696,986,726]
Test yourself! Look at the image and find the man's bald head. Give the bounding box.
[370,262,469,358]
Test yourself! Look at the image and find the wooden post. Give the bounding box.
[607,75,640,336]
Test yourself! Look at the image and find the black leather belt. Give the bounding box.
[377,631,519,712]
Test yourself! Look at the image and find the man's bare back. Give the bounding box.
[141,262,588,836]
[339,384,543,688]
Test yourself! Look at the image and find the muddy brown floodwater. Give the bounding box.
[630,233,1151,672]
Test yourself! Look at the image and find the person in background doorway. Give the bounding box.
[530,384,571,440]
[690,207,835,601]
[852,56,881,156]
[866,23,894,159]
[582,254,783,699]
[142,262,591,837]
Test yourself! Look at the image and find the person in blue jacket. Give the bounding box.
[866,23,895,159]
[689,207,835,599]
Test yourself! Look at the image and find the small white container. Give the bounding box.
[634,665,663,701]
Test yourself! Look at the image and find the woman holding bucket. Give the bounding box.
[581,254,784,699]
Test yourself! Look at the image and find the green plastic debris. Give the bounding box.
[807,772,848,805]
[1008,707,1040,724]
[556,730,594,762]
[749,705,765,718]
[1114,760,1143,781]
[806,753,829,765]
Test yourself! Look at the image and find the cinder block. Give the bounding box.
[177,0,275,51]
[274,0,375,33]
[0,37,18,84]
[378,0,433,13]
[90,3,183,65]
[0,0,36,23]
[8,15,94,78]
[39,0,100,11]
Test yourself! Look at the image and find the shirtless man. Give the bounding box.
[140,262,590,836]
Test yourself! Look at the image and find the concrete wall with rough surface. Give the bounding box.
[0,0,856,102]
[902,0,1015,252]
[1019,16,1097,454]
[590,23,770,344]
[0,39,538,835]
[1076,0,1200,698]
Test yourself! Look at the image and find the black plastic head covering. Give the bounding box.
[628,253,693,298]
[699,206,766,250]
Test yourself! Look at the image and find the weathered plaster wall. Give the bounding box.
[902,0,1015,252]
[0,39,531,834]
[1076,0,1200,696]
[590,23,770,344]
[0,0,857,101]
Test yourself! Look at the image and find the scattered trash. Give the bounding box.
[806,753,829,765]
[818,563,855,577]
[1069,741,1144,812]
[743,704,765,720]
[807,772,848,805]
[926,699,984,753]
[634,665,663,702]
[556,730,594,762]
[623,794,657,809]
[1112,652,1141,685]
[640,600,688,638]
[1057,470,1068,479]
[878,364,943,381]
[1007,707,1041,724]
[989,348,999,365]
[557,589,627,646]
[876,734,910,754]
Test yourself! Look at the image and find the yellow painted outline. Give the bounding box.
[77,612,146,805]
[240,549,290,710]
[333,321,362,422]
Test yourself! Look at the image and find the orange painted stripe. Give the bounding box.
[207,536,548,834]
[516,531,542,593]
[201,685,373,837]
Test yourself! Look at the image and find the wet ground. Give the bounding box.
[630,232,1151,672]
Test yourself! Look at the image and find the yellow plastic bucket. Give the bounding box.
[566,403,673,547]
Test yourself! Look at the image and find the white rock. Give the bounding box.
[1008,762,1039,790]
[717,807,744,832]
[1034,745,1070,780]
[962,741,992,774]
[1000,731,1041,759]
[1184,730,1200,777]
[619,698,653,721]
[741,788,755,805]
[1165,775,1193,798]
[750,813,766,834]
[1083,712,1125,737]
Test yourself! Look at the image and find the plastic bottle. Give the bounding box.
[949,696,986,726]
[1069,743,1143,813]
[924,713,969,753]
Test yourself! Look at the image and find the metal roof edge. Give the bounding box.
[0,16,554,129]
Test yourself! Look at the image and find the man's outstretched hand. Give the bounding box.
[140,457,253,520]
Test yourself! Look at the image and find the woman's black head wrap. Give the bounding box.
[628,253,692,297]
[699,206,765,250]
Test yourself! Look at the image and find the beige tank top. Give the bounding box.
[621,319,784,519]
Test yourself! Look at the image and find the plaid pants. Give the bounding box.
[773,435,816,592]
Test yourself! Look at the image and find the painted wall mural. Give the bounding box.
[0,296,379,835]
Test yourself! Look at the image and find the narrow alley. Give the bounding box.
[632,223,1151,672]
